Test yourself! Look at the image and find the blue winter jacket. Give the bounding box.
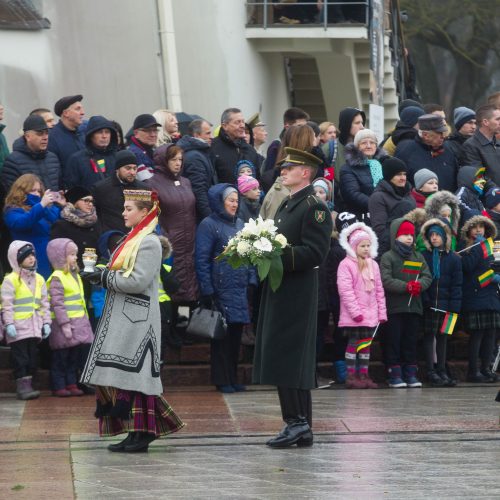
[195,183,257,324]
[48,120,86,175]
[4,194,61,278]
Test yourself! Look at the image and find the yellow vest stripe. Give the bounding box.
[47,270,87,319]
[3,272,44,320]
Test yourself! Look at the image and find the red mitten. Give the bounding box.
[406,280,421,297]
[353,314,364,323]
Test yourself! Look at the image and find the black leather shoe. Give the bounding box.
[296,434,314,447]
[124,432,156,452]
[495,390,500,402]
[428,371,445,387]
[467,372,488,383]
[481,369,499,383]
[437,371,457,387]
[266,419,312,448]
[107,432,135,452]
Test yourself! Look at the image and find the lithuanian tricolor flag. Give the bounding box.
[478,269,494,288]
[481,237,494,259]
[356,337,372,352]
[475,166,486,179]
[402,260,423,274]
[96,159,106,172]
[440,312,458,335]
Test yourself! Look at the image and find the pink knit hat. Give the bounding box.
[348,229,371,250]
[237,175,259,195]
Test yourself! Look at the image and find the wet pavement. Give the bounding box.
[0,385,499,499]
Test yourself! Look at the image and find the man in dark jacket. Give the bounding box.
[253,147,332,449]
[92,149,146,233]
[1,115,61,191]
[395,114,460,192]
[210,108,262,184]
[177,119,217,222]
[463,104,500,185]
[64,115,118,189]
[127,113,161,182]
[446,106,476,167]
[48,94,86,178]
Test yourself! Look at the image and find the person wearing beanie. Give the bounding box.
[337,222,386,389]
[51,186,99,270]
[368,156,416,254]
[64,115,118,190]
[484,187,500,235]
[459,211,500,383]
[383,106,426,156]
[339,129,386,221]
[312,177,334,213]
[410,168,439,208]
[0,240,51,400]
[47,95,86,176]
[420,218,462,386]
[380,218,432,388]
[46,238,94,397]
[92,149,147,233]
[195,183,258,394]
[395,114,460,192]
[455,165,487,219]
[237,175,261,223]
[446,106,476,166]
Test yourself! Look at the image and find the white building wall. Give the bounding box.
[0,0,289,146]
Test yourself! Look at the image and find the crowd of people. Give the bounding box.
[1,89,500,448]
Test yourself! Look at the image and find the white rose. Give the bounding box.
[275,234,288,248]
[253,237,273,253]
[237,240,251,255]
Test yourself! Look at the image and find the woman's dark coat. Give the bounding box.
[339,143,386,219]
[195,183,257,324]
[146,146,198,302]
[368,179,416,255]
[253,185,333,390]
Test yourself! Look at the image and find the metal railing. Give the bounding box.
[246,1,371,30]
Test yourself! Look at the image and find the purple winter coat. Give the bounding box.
[146,145,199,302]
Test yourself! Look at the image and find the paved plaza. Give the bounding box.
[0,385,499,499]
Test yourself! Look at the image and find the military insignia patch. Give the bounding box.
[314,210,326,223]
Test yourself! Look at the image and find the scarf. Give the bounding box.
[392,184,407,197]
[367,159,383,187]
[430,147,445,158]
[109,197,160,277]
[431,248,442,279]
[394,240,413,258]
[61,204,98,228]
[416,189,434,199]
[359,257,375,292]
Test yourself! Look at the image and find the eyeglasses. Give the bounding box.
[80,197,94,204]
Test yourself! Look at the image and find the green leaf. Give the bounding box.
[268,255,284,292]
[257,259,271,281]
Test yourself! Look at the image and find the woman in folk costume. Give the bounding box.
[80,189,184,453]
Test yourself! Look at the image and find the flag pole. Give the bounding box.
[456,240,483,254]
[408,272,420,307]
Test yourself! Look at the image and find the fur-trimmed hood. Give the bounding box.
[158,235,173,260]
[344,143,387,167]
[404,208,427,230]
[460,213,497,242]
[424,190,460,235]
[339,222,378,259]
[420,217,453,252]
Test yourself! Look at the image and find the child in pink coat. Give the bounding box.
[1,241,51,400]
[46,238,94,397]
[337,223,387,389]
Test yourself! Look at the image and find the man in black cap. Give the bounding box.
[395,113,459,192]
[253,147,333,449]
[92,149,147,233]
[48,94,86,177]
[446,106,476,166]
[128,114,161,182]
[1,115,61,191]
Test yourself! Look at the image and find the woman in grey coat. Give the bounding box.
[80,189,184,453]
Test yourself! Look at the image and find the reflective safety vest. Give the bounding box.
[47,270,87,319]
[158,264,172,303]
[3,272,44,320]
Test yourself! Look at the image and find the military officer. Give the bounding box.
[253,147,333,448]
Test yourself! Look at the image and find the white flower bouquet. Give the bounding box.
[216,216,288,291]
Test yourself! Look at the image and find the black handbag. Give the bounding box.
[186,306,227,340]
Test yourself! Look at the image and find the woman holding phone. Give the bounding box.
[3,173,65,278]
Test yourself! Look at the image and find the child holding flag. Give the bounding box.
[380,218,432,388]
[459,210,500,383]
[337,222,387,389]
[420,218,462,386]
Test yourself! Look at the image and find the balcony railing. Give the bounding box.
[246,1,370,30]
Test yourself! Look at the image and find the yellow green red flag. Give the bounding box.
[402,260,423,274]
[440,312,458,335]
[478,269,494,288]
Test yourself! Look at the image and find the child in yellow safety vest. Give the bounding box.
[46,238,94,397]
[158,235,181,355]
[0,241,51,400]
